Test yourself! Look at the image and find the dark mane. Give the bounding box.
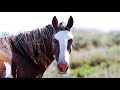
[7,24,54,68]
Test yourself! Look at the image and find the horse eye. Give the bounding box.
[53,39,58,43]
[68,39,73,43]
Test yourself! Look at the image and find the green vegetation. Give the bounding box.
[69,28,120,78]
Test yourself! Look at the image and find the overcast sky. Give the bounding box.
[0,12,120,34]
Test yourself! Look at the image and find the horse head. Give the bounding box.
[52,16,74,74]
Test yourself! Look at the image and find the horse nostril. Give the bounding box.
[60,67,62,71]
[58,65,62,71]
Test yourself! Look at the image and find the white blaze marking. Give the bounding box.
[54,30,73,64]
[4,62,11,78]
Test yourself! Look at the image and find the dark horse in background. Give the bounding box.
[0,16,74,78]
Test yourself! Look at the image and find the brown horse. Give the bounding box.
[0,16,74,78]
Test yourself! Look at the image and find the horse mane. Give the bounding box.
[7,24,54,68]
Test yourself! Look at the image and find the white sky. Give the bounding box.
[0,12,120,34]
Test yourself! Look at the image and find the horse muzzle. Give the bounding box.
[57,63,68,74]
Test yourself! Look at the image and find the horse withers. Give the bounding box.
[0,16,74,78]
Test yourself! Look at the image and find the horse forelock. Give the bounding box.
[8,24,54,68]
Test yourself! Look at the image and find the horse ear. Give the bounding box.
[67,16,74,29]
[52,16,58,29]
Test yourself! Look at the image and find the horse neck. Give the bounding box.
[37,25,55,63]
[7,25,55,78]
